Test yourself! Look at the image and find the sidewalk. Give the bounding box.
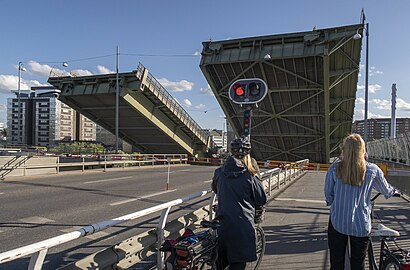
[259,171,410,269]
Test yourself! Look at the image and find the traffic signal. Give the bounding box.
[243,110,251,136]
[228,78,267,105]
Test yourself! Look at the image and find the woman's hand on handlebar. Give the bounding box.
[393,189,402,197]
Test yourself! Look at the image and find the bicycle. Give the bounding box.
[162,218,265,269]
[367,192,410,270]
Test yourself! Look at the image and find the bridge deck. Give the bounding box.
[259,171,410,269]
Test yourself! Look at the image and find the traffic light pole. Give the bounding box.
[242,108,252,140]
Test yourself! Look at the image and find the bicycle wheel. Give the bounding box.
[246,226,266,270]
[381,256,401,270]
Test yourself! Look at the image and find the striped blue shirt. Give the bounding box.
[324,162,395,237]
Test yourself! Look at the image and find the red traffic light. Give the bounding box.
[233,83,245,96]
[229,78,267,105]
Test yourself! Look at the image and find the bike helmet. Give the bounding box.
[230,138,251,159]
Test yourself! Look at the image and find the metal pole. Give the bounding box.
[17,62,22,144]
[166,157,171,190]
[364,23,369,142]
[115,45,119,153]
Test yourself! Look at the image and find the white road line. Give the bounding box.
[170,169,191,173]
[110,189,177,206]
[19,216,55,224]
[83,176,133,184]
[204,179,213,183]
[275,198,326,204]
[0,192,4,195]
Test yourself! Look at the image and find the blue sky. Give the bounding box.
[1,0,410,130]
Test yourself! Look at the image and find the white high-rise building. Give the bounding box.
[7,86,96,146]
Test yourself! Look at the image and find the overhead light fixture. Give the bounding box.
[62,62,68,67]
[264,54,272,60]
[353,31,362,40]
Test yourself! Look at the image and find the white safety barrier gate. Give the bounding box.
[0,159,309,270]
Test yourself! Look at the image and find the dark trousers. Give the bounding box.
[328,220,370,270]
[218,244,247,270]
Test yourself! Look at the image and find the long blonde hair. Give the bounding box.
[242,154,260,177]
[336,134,366,186]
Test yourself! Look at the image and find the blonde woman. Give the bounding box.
[212,138,267,270]
[325,134,397,270]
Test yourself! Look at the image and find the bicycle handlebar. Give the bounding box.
[371,193,382,202]
[371,190,402,202]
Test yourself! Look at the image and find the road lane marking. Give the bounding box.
[83,176,133,184]
[204,179,213,183]
[0,192,4,195]
[19,216,55,224]
[274,198,325,204]
[170,169,191,173]
[110,189,177,206]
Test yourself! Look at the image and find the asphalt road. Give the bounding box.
[0,164,217,269]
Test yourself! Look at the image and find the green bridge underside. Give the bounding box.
[48,64,213,156]
[200,24,363,163]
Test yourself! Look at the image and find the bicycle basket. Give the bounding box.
[173,231,216,269]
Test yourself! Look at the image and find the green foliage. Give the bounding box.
[49,142,105,154]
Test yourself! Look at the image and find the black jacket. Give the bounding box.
[212,156,267,263]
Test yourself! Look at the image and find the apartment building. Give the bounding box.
[352,118,410,140]
[203,129,227,150]
[7,86,96,146]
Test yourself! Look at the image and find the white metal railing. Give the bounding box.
[0,190,211,269]
[367,132,410,165]
[0,154,188,179]
[0,159,309,270]
[135,63,214,149]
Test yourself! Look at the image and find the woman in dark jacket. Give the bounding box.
[212,138,267,270]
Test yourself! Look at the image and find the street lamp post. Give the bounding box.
[17,62,26,144]
[115,45,119,153]
[354,12,369,141]
[364,23,369,142]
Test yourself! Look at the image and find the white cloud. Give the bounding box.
[0,104,6,111]
[25,61,70,77]
[354,109,389,121]
[0,75,46,93]
[158,78,194,92]
[369,84,382,93]
[369,111,389,119]
[195,104,206,109]
[183,99,192,107]
[27,61,53,77]
[200,84,214,96]
[357,84,382,93]
[359,64,383,77]
[70,69,93,77]
[397,98,410,111]
[193,51,201,56]
[97,65,114,74]
[355,97,365,104]
[370,99,390,110]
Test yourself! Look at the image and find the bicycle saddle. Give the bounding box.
[374,224,400,237]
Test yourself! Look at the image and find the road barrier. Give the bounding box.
[0,154,188,180]
[0,159,309,269]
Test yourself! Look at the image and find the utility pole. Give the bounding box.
[391,83,397,139]
[115,46,119,153]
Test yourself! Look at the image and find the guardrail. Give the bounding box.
[0,159,309,270]
[0,154,188,179]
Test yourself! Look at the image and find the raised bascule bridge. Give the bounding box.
[48,63,216,157]
[200,24,364,163]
